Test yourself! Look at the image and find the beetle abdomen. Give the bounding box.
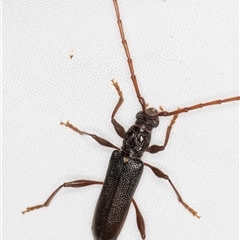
[92,150,144,240]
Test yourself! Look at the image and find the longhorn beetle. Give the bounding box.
[22,1,239,239]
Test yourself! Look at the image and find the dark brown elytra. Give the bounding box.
[22,1,239,239]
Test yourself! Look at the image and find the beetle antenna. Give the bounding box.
[157,96,240,117]
[113,0,146,111]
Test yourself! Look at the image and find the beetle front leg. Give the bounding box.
[144,162,200,218]
[111,79,126,138]
[147,113,179,154]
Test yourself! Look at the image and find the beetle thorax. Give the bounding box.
[121,108,159,159]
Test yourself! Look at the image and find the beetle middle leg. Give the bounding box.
[61,121,119,150]
[144,162,200,218]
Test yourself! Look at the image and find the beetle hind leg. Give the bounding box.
[132,198,146,240]
[22,180,103,214]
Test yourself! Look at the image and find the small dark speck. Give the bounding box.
[69,50,74,59]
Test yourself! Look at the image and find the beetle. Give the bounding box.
[22,0,239,239]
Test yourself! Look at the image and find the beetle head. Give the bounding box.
[135,108,159,131]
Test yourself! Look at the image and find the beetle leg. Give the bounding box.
[144,163,200,219]
[61,121,119,150]
[111,79,126,138]
[132,198,146,240]
[22,179,145,239]
[22,180,103,214]
[147,113,179,154]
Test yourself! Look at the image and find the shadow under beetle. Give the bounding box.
[23,1,240,239]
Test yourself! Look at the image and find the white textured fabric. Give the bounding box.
[3,1,239,240]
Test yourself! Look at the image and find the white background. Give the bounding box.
[3,0,239,239]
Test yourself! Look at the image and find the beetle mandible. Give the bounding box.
[23,1,240,239]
